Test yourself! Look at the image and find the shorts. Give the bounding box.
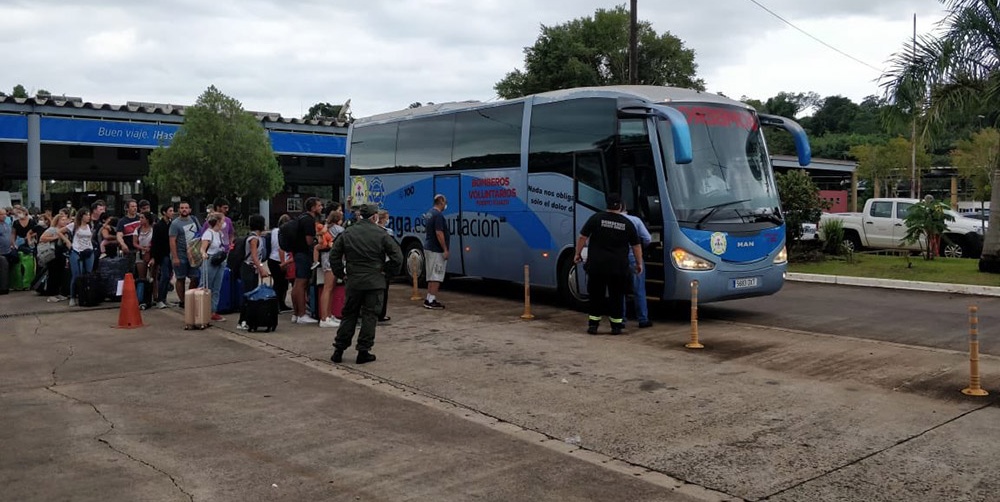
[173,256,201,279]
[320,250,332,272]
[293,252,312,280]
[425,250,447,282]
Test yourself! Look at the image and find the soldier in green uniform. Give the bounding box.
[330,204,403,364]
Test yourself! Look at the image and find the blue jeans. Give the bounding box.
[623,254,648,323]
[157,255,173,302]
[201,261,225,313]
[69,249,95,300]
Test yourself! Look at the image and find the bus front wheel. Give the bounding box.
[558,255,588,311]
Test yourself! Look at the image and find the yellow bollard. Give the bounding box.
[409,253,422,301]
[520,264,535,320]
[962,305,988,396]
[686,280,704,349]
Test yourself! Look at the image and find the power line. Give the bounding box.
[745,0,882,72]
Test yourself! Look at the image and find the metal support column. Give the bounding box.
[27,114,41,209]
[259,199,270,228]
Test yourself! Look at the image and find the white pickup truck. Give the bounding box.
[819,198,986,258]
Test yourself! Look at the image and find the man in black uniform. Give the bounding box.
[330,204,403,364]
[574,193,642,335]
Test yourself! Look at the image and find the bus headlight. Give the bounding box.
[671,248,715,270]
[773,245,788,264]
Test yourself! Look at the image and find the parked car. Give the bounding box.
[800,222,818,240]
[819,198,985,258]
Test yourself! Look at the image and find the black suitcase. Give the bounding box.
[96,256,129,300]
[0,256,9,295]
[243,297,279,332]
[75,273,105,307]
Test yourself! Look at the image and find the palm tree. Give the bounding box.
[881,0,1000,272]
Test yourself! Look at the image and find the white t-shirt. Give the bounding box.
[201,228,223,256]
[72,224,94,253]
[269,228,281,261]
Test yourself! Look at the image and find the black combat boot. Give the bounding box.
[356,351,377,364]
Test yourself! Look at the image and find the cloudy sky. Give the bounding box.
[1,0,948,119]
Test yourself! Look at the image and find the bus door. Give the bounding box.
[572,151,608,297]
[433,174,464,275]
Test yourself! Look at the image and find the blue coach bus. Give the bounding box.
[345,85,810,307]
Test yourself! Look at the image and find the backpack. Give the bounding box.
[228,234,255,271]
[184,216,204,267]
[278,216,300,252]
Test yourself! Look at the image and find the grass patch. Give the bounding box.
[789,254,1000,287]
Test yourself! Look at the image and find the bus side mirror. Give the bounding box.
[759,113,811,166]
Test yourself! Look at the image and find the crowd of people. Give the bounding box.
[1,194,454,363]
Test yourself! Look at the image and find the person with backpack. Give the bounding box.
[283,197,322,324]
[235,214,271,330]
[268,214,292,312]
[169,201,201,308]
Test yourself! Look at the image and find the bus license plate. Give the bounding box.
[732,277,759,289]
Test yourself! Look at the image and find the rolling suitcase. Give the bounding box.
[216,267,243,314]
[96,256,129,300]
[75,273,105,307]
[329,283,345,319]
[184,288,212,330]
[242,280,279,332]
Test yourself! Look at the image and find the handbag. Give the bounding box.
[210,251,228,266]
[37,240,56,265]
[244,278,277,301]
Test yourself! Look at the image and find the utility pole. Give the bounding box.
[910,13,918,198]
[629,0,638,85]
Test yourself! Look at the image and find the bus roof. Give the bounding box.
[355,85,751,126]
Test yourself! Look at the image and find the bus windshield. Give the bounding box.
[658,104,781,228]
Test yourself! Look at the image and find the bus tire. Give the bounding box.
[557,254,588,312]
[402,240,426,287]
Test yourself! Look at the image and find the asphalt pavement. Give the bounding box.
[2,275,1000,502]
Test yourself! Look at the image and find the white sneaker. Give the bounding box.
[68,298,77,307]
[319,317,340,328]
[290,315,298,323]
[155,301,167,309]
[236,321,249,330]
[296,314,319,324]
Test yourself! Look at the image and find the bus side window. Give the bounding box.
[575,151,606,209]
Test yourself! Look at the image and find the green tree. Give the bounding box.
[808,96,861,136]
[304,102,342,121]
[147,85,284,205]
[12,85,28,98]
[849,137,930,198]
[776,169,827,245]
[902,197,955,260]
[494,5,704,99]
[951,128,999,201]
[881,0,1000,272]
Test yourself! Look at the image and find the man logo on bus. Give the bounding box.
[352,176,368,203]
[710,232,727,255]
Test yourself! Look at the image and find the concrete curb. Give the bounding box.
[786,272,1000,297]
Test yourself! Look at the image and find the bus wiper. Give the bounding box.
[752,208,784,225]
[696,199,751,229]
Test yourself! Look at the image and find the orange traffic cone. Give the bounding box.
[117,273,144,329]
